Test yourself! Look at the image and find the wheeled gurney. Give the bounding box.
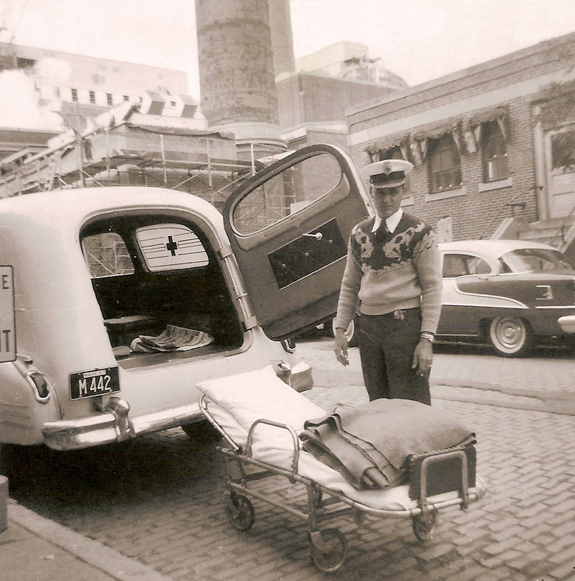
[197,366,486,573]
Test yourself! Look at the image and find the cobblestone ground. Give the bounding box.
[8,341,575,581]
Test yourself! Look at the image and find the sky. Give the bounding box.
[3,0,575,99]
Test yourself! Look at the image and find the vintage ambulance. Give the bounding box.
[0,144,370,453]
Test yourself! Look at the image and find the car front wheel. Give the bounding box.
[488,317,533,357]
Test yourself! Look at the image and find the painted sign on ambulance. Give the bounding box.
[0,266,15,363]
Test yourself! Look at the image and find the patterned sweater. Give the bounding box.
[334,212,442,334]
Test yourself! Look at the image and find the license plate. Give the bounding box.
[70,367,120,400]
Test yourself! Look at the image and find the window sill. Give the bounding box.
[401,196,414,207]
[425,187,466,202]
[478,178,512,192]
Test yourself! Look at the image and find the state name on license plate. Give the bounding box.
[70,367,120,400]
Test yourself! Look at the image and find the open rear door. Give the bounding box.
[223,144,371,340]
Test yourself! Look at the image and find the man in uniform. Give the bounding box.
[333,159,442,405]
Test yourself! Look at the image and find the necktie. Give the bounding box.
[374,221,389,243]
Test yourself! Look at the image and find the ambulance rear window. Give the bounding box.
[82,233,135,278]
[135,224,209,272]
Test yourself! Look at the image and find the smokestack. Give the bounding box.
[268,0,296,77]
[195,0,284,156]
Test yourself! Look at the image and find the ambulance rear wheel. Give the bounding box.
[225,492,255,531]
[181,420,221,443]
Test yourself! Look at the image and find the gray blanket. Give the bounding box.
[300,399,475,490]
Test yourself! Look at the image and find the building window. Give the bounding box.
[123,95,130,102]
[71,88,78,102]
[17,58,36,69]
[89,91,96,104]
[107,93,113,106]
[483,120,509,182]
[551,127,575,172]
[428,134,462,193]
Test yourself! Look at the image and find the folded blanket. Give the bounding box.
[300,399,475,491]
[131,325,214,352]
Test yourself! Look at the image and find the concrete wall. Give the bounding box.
[3,42,188,100]
[277,72,395,132]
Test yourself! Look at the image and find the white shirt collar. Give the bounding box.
[372,208,403,234]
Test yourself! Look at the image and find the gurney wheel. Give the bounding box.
[412,508,437,542]
[309,528,348,573]
[225,492,255,531]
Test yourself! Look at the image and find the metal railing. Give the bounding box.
[478,187,531,240]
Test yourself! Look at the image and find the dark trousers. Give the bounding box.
[358,310,431,405]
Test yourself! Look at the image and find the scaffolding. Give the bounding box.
[0,120,264,209]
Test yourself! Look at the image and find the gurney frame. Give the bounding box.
[199,393,485,573]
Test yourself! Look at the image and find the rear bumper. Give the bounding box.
[42,401,205,451]
[42,361,314,451]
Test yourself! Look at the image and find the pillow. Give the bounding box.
[196,365,326,435]
[204,400,248,446]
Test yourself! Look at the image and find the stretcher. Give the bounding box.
[197,366,486,573]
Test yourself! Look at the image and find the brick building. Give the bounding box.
[346,32,575,247]
[0,41,190,124]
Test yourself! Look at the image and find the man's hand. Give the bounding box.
[412,337,433,377]
[333,328,349,366]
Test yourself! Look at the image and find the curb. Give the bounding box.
[431,377,575,416]
[310,367,575,415]
[8,501,173,581]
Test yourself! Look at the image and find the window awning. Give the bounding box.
[364,106,509,164]
[469,106,508,127]
[411,119,459,141]
[364,133,408,158]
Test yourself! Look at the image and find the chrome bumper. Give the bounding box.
[558,315,575,334]
[42,362,314,451]
[42,399,205,451]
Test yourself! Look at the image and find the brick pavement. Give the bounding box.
[47,395,573,581]
[298,337,575,395]
[8,340,575,581]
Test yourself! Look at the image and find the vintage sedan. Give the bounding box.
[0,144,371,455]
[437,239,575,356]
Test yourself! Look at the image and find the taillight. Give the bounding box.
[29,371,50,401]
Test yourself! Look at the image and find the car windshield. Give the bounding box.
[499,248,575,273]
